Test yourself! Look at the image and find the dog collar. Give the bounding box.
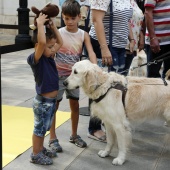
[91,83,127,107]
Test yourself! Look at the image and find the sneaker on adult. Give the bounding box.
[69,135,87,148]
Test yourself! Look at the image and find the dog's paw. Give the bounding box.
[112,157,125,165]
[98,150,110,158]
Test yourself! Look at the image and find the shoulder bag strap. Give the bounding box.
[109,0,113,52]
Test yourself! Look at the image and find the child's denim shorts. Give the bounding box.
[33,94,57,137]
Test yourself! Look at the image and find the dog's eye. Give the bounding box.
[74,70,78,74]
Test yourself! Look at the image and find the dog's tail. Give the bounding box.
[165,69,170,80]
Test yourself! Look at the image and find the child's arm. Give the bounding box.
[84,32,97,64]
[34,13,49,63]
[48,19,63,52]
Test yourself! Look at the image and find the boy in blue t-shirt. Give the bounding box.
[27,13,63,165]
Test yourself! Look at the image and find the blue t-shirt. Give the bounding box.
[27,53,59,94]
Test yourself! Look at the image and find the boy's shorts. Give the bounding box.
[33,94,57,137]
[57,76,79,101]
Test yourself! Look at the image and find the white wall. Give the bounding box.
[0,0,61,35]
[1,0,60,16]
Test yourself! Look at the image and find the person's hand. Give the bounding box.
[150,37,161,53]
[101,46,113,66]
[36,13,49,27]
[47,18,56,30]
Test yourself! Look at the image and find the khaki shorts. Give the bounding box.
[57,76,79,101]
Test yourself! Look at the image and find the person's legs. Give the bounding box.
[69,99,79,137]
[122,51,134,76]
[49,101,63,152]
[49,77,66,152]
[88,38,106,139]
[31,96,57,165]
[65,87,87,147]
[161,44,170,78]
[32,134,44,155]
[49,101,59,140]
[145,44,162,78]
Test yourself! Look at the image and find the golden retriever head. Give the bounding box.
[63,60,108,94]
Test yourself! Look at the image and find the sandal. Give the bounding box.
[42,147,57,158]
[69,135,87,148]
[87,132,107,143]
[30,152,53,165]
[48,139,63,152]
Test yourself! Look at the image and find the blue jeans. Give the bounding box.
[110,47,126,73]
[33,94,57,137]
[121,51,135,76]
[146,44,170,78]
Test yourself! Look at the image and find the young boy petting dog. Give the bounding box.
[48,0,97,151]
[27,13,63,165]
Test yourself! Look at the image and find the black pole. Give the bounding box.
[15,0,31,44]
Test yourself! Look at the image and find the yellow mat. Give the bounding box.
[2,105,71,167]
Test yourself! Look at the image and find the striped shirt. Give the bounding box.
[89,0,133,48]
[55,27,84,76]
[145,0,170,45]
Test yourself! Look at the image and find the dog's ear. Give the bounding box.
[84,69,98,93]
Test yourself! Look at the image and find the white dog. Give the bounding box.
[129,50,147,77]
[63,60,170,165]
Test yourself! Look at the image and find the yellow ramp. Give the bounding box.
[2,105,71,167]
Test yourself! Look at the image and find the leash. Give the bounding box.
[120,50,170,75]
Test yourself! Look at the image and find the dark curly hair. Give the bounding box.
[32,27,56,45]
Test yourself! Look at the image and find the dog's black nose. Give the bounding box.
[63,80,68,87]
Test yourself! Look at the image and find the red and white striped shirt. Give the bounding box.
[145,0,170,45]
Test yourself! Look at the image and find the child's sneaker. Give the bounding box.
[69,135,87,148]
[42,147,57,158]
[48,139,63,152]
[30,152,53,165]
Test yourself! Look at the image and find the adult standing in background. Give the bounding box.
[89,0,133,72]
[144,0,170,78]
[87,0,133,141]
[122,0,145,76]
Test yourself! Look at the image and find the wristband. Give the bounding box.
[150,37,157,41]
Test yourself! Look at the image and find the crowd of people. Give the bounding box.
[27,0,170,165]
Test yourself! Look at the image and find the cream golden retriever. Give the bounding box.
[128,50,147,77]
[63,60,170,165]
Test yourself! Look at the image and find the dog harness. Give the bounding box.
[91,83,127,107]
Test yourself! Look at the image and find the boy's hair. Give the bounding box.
[32,27,56,45]
[62,0,80,17]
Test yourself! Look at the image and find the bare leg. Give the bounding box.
[32,134,44,155]
[49,102,60,140]
[69,99,79,137]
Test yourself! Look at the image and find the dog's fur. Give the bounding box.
[64,60,170,165]
[129,50,147,77]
